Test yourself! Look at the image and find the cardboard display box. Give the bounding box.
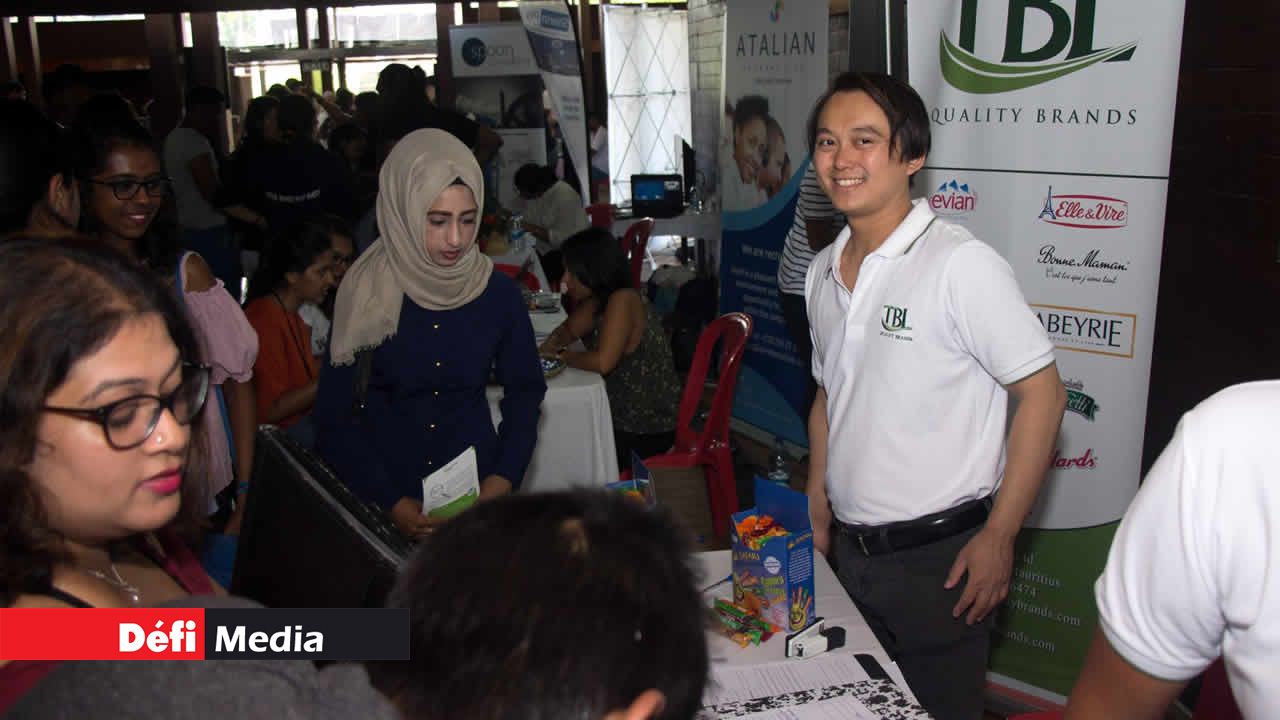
[731,478,816,633]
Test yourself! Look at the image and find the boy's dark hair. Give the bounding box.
[0,98,69,234]
[731,95,769,131]
[807,72,930,163]
[185,85,225,113]
[368,490,710,720]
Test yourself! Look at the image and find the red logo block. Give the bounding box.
[0,609,206,660]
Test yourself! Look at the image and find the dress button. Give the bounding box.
[429,423,436,430]
[433,323,440,330]
[435,361,442,367]
[433,390,439,396]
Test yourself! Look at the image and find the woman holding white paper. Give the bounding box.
[315,129,546,539]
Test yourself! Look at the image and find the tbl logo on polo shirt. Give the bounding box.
[879,305,913,342]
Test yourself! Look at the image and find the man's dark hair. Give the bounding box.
[731,95,769,132]
[367,490,710,720]
[513,163,556,195]
[806,72,930,163]
[0,99,69,234]
[266,84,291,100]
[335,87,355,112]
[185,85,225,113]
[277,94,317,144]
[354,91,379,115]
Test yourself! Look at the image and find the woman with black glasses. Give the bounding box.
[71,111,258,588]
[0,237,220,710]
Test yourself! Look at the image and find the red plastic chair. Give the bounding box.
[643,312,753,541]
[620,217,655,289]
[494,263,541,291]
[586,202,614,230]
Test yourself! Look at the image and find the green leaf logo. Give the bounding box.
[940,31,1136,94]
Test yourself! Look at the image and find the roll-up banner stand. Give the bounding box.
[449,22,548,210]
[719,0,829,449]
[519,2,591,205]
[906,0,1185,703]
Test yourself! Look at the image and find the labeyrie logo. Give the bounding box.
[940,0,1137,94]
[1038,186,1128,229]
[1032,303,1136,358]
[929,179,977,216]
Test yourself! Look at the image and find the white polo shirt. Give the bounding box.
[1095,381,1280,718]
[805,200,1054,525]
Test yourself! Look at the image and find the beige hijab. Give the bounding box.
[330,129,492,366]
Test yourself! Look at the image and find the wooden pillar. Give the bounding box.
[434,3,457,108]
[189,13,225,92]
[1,17,18,86]
[296,7,310,49]
[316,6,333,92]
[478,2,500,23]
[145,13,184,140]
[15,17,41,108]
[576,0,594,114]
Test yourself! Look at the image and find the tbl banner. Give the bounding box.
[719,0,828,447]
[907,0,1185,701]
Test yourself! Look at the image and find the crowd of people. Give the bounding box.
[1,59,1271,720]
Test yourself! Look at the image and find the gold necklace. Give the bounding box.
[84,562,142,607]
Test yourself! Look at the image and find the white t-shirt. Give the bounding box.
[805,200,1054,525]
[163,127,225,231]
[522,180,589,254]
[1095,380,1280,718]
[590,125,609,174]
[298,302,329,358]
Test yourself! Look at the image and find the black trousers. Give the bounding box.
[614,429,675,472]
[833,525,993,720]
[780,291,817,417]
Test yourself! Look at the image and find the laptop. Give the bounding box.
[232,427,412,608]
[630,174,685,219]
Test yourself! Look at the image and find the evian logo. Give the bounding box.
[1038,186,1128,229]
[1051,448,1098,470]
[929,179,977,216]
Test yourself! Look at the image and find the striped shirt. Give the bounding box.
[777,163,845,295]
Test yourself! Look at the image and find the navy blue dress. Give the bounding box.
[315,271,547,509]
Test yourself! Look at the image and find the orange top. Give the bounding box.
[244,295,318,427]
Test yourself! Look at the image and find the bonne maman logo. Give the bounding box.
[940,0,1137,94]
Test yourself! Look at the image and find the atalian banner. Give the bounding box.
[907,0,1185,701]
[719,0,828,447]
[519,2,590,204]
[449,23,547,209]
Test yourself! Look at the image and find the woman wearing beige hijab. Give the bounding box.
[315,129,546,538]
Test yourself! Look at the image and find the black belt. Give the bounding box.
[834,496,993,557]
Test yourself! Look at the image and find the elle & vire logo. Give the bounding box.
[941,0,1135,94]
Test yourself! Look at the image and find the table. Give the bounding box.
[486,306,618,494]
[612,208,721,277]
[696,550,921,709]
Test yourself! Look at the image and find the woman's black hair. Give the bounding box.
[0,98,69,235]
[560,227,633,315]
[247,214,349,301]
[70,109,183,273]
[327,122,366,167]
[0,235,209,606]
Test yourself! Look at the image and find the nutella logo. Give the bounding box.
[1038,186,1128,229]
[1051,448,1098,470]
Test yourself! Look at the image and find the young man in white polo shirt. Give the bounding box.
[803,73,1067,720]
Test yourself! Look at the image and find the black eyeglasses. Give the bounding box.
[85,176,171,201]
[42,364,210,450]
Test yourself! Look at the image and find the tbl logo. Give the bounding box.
[461,37,487,67]
[1062,378,1100,421]
[880,305,913,342]
[1038,186,1128,229]
[769,0,784,23]
[929,179,977,216]
[940,0,1137,94]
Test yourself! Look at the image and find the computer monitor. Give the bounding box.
[676,135,697,203]
[630,173,684,218]
[232,427,412,608]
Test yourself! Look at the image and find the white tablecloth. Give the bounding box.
[696,549,920,705]
[486,307,618,494]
